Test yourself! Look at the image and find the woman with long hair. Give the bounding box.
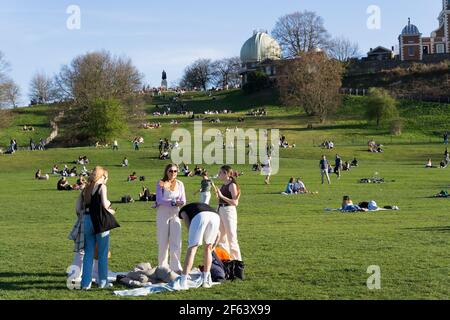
[155,163,186,273]
[213,165,242,262]
[80,166,115,289]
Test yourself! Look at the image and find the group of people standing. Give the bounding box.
[69,163,243,290]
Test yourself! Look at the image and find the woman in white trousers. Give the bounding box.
[213,165,242,261]
[155,164,186,273]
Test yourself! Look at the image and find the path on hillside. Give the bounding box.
[45,111,64,145]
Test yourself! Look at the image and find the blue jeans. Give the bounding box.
[81,215,110,288]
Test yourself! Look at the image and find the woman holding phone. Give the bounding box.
[155,164,186,273]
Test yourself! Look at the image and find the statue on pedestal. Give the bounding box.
[161,70,168,90]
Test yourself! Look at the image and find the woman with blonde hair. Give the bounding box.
[80,166,116,290]
[155,163,186,273]
[213,165,242,262]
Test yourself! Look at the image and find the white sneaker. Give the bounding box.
[99,282,113,289]
[202,273,212,288]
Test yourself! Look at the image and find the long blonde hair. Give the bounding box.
[83,166,108,205]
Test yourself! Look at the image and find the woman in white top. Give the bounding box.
[155,164,186,273]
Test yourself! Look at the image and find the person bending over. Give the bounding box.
[178,203,221,290]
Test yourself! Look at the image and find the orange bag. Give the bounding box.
[215,247,231,261]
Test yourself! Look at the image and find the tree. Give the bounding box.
[0,52,20,108]
[29,72,55,104]
[54,50,143,105]
[327,36,361,63]
[0,80,21,108]
[211,57,241,89]
[365,88,398,127]
[242,71,272,94]
[83,98,127,143]
[278,52,344,123]
[180,59,212,91]
[272,11,331,58]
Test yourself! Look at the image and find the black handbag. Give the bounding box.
[223,260,245,281]
[90,185,120,234]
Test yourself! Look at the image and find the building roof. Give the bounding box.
[368,46,393,54]
[401,18,420,35]
[240,31,282,63]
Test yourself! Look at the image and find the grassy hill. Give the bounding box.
[0,105,55,148]
[1,90,450,300]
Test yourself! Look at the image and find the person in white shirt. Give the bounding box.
[293,178,308,194]
[112,140,119,151]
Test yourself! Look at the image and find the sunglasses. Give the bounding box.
[168,170,178,173]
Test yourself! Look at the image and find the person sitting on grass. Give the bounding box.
[51,165,59,175]
[351,158,359,167]
[35,169,49,181]
[193,165,204,177]
[293,178,308,194]
[440,160,448,169]
[425,159,434,168]
[139,186,155,201]
[343,161,351,171]
[122,157,129,167]
[127,172,138,182]
[61,165,70,177]
[73,176,87,190]
[159,151,170,160]
[69,166,78,177]
[282,177,295,195]
[434,190,450,198]
[57,177,73,191]
[182,163,191,177]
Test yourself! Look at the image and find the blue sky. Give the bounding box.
[0,0,443,104]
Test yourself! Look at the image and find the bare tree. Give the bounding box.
[211,57,241,89]
[278,52,344,123]
[180,59,213,91]
[0,80,21,108]
[327,37,361,62]
[54,50,143,105]
[29,72,55,104]
[272,11,331,58]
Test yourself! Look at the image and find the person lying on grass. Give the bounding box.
[338,196,399,212]
[35,169,49,181]
[342,196,366,212]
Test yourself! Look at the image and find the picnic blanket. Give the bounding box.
[325,207,399,213]
[113,270,219,297]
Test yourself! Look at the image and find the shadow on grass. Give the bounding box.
[403,226,450,233]
[0,272,67,291]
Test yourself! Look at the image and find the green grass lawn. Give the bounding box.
[0,94,449,300]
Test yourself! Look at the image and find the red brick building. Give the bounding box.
[399,0,450,61]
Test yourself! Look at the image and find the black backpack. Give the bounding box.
[223,260,245,281]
